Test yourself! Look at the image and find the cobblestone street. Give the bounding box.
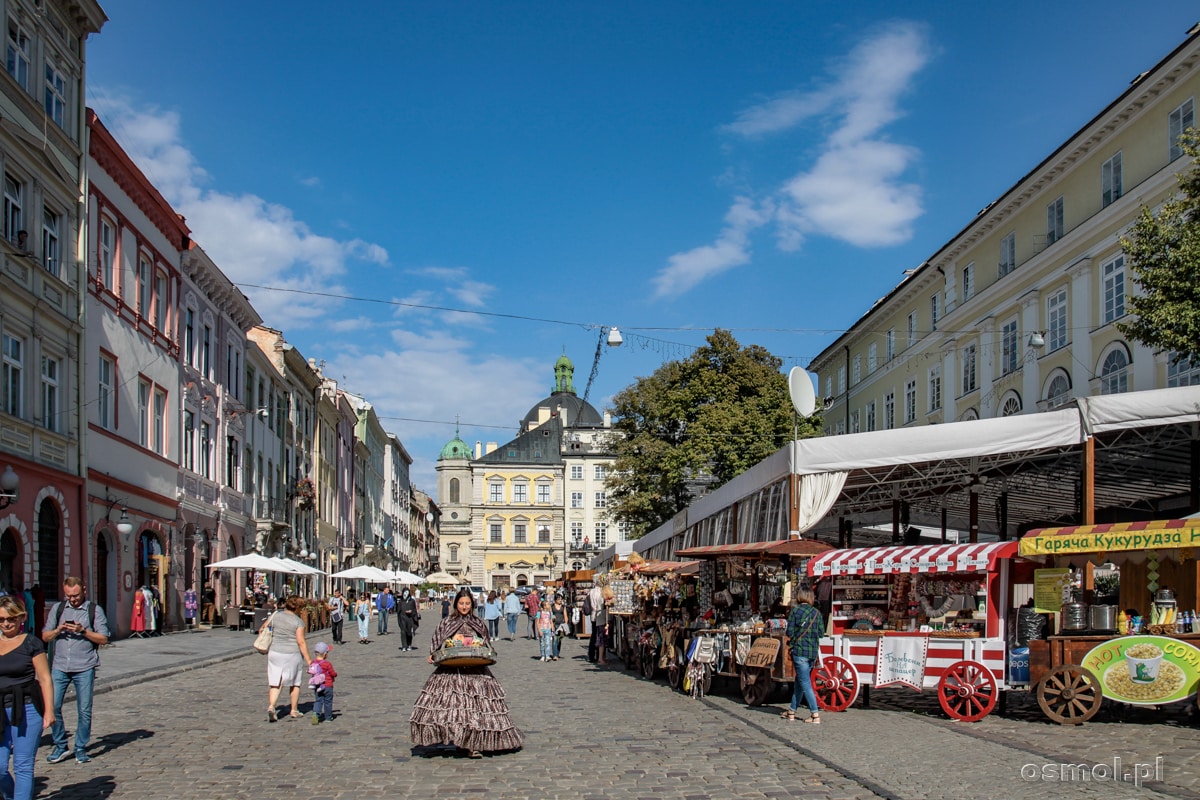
[31,631,1200,799]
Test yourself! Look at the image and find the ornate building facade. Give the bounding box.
[436,355,616,589]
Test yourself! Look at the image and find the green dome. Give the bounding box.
[439,434,471,460]
[555,353,573,369]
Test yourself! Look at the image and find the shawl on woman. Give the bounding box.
[429,612,489,655]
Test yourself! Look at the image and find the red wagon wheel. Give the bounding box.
[813,656,859,712]
[937,660,998,722]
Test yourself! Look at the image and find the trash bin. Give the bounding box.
[223,606,239,630]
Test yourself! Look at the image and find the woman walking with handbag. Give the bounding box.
[782,587,823,724]
[354,592,372,644]
[264,595,314,722]
[410,589,523,758]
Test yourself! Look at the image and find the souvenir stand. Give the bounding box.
[606,558,700,678]
[806,540,1020,721]
[671,538,835,703]
[561,569,595,637]
[1017,519,1200,723]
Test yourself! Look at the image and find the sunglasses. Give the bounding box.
[0,616,24,624]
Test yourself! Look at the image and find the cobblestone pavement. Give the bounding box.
[30,632,1200,799]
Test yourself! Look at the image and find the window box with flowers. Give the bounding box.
[294,478,316,510]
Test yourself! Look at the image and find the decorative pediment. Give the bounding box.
[509,560,537,569]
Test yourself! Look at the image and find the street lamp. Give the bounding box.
[115,509,134,536]
[0,466,18,510]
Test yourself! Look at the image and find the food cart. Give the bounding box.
[1017,519,1200,724]
[670,538,835,704]
[806,541,1021,722]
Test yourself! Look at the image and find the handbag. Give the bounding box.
[432,633,497,667]
[253,612,277,654]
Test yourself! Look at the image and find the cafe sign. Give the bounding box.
[1020,520,1200,557]
[1080,635,1200,706]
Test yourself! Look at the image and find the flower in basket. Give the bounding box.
[294,478,316,509]
[449,633,479,647]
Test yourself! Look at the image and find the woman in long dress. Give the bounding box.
[355,592,372,644]
[410,589,523,758]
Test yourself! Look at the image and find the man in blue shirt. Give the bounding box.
[376,587,394,635]
[42,577,110,764]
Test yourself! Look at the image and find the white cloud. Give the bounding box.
[654,21,931,296]
[87,90,389,326]
[325,333,546,488]
[652,197,771,298]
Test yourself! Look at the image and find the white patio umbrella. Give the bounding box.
[390,570,423,584]
[271,556,325,575]
[330,565,393,582]
[207,553,306,573]
[422,571,458,585]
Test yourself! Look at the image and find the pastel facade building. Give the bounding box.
[811,26,1200,437]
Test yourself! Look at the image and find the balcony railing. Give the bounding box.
[254,500,290,523]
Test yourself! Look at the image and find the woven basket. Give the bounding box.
[433,644,497,667]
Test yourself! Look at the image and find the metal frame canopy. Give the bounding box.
[807,541,1018,577]
[676,539,835,559]
[622,386,1200,565]
[1019,519,1200,557]
[793,386,1200,541]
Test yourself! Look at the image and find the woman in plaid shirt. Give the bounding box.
[782,588,823,723]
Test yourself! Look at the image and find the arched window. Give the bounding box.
[448,544,460,563]
[449,478,460,504]
[1000,392,1022,417]
[959,407,979,421]
[1044,371,1071,407]
[1100,347,1129,394]
[37,499,60,594]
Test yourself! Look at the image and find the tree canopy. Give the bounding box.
[605,329,821,538]
[1119,129,1200,362]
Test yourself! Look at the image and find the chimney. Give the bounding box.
[603,411,612,427]
[485,441,498,455]
[475,441,482,458]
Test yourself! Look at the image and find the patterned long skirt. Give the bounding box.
[409,665,524,753]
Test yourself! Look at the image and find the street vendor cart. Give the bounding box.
[806,540,1020,722]
[1017,519,1200,724]
[671,538,835,704]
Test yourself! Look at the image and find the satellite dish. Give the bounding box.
[788,367,816,417]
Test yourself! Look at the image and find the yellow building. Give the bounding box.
[436,355,615,589]
[811,25,1200,433]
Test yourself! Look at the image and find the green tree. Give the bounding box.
[605,329,820,538]
[1119,129,1200,362]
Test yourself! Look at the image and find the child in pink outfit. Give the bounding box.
[309,642,337,723]
[537,601,555,661]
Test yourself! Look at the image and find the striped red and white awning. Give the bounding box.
[806,541,1018,577]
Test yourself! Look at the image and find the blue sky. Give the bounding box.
[87,2,1199,493]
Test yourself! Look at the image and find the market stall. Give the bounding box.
[560,569,595,638]
[667,538,835,703]
[606,558,699,678]
[806,540,1021,721]
[1018,519,1200,723]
